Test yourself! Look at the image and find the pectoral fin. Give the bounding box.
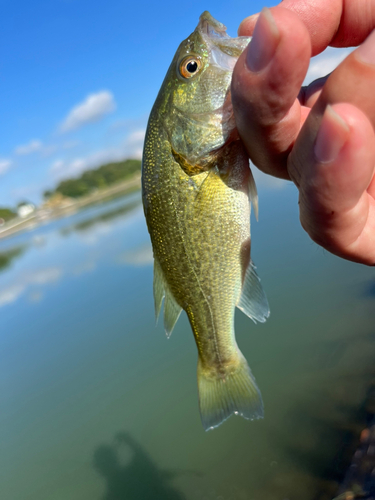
[153,257,182,337]
[237,260,269,323]
[248,167,258,221]
[153,257,165,322]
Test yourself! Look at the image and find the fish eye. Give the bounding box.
[179,56,202,79]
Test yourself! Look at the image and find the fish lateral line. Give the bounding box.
[142,10,268,431]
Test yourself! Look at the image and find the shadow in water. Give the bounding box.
[93,432,186,500]
[268,376,375,500]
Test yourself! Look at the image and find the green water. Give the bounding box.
[1,183,374,500]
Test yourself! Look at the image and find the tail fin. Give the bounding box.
[197,353,263,431]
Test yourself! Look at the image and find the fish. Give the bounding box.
[142,11,270,431]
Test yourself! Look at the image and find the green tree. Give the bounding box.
[43,190,53,199]
[51,159,141,199]
[0,208,17,221]
[56,180,91,198]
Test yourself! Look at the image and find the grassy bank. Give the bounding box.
[0,174,141,241]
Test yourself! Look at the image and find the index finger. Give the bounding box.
[239,0,375,56]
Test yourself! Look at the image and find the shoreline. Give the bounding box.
[0,174,141,242]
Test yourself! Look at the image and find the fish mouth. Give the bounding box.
[198,11,228,38]
[198,11,250,72]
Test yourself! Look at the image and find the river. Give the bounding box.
[1,181,374,500]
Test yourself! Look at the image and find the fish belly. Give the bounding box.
[142,123,263,430]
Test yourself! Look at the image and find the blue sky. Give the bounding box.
[0,0,351,207]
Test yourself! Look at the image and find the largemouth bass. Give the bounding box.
[142,11,269,431]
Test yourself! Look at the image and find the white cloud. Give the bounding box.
[50,137,144,180]
[28,290,43,303]
[62,140,80,150]
[304,47,354,86]
[109,115,148,132]
[50,157,92,178]
[51,159,64,172]
[75,223,113,246]
[15,139,43,155]
[0,284,26,306]
[0,266,63,307]
[50,158,85,177]
[14,139,78,159]
[27,267,62,285]
[127,130,145,143]
[40,145,58,157]
[72,260,97,275]
[124,129,145,160]
[0,159,12,175]
[60,91,116,133]
[51,157,90,177]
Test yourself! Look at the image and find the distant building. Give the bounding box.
[17,203,35,218]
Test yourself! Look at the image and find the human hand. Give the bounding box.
[231,0,375,265]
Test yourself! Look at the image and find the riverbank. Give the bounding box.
[0,174,141,241]
[333,384,375,500]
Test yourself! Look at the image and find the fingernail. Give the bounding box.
[355,29,375,65]
[314,105,350,163]
[246,8,280,73]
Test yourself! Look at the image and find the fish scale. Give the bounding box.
[142,11,270,430]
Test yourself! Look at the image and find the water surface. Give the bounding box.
[1,186,374,500]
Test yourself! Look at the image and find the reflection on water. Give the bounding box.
[0,245,26,271]
[363,279,375,298]
[1,187,375,500]
[118,243,153,266]
[0,193,144,308]
[94,433,186,500]
[60,197,142,236]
